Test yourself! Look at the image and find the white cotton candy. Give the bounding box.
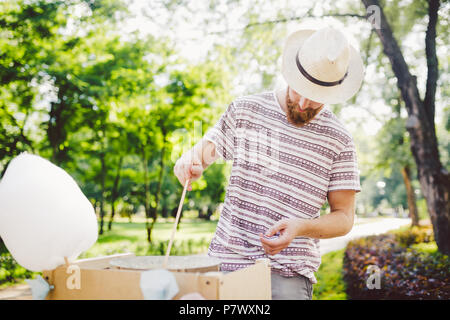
[0,153,98,271]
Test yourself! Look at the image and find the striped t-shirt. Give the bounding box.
[204,91,361,284]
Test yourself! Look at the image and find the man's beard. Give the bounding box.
[285,89,323,127]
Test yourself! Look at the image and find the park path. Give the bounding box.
[0,283,31,300]
[0,217,411,300]
[319,217,411,255]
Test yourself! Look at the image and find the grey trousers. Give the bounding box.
[271,273,313,300]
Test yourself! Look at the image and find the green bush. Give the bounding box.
[343,227,450,300]
[393,225,434,247]
[0,253,37,287]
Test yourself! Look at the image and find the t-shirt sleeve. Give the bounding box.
[204,102,237,161]
[328,139,361,192]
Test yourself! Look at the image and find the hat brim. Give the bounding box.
[281,29,365,105]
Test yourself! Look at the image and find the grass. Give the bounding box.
[80,218,218,258]
[313,249,347,300]
[410,241,438,254]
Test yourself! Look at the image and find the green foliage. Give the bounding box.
[0,0,64,168]
[415,197,430,220]
[0,0,234,239]
[411,241,438,254]
[190,162,229,219]
[0,252,38,288]
[392,225,434,247]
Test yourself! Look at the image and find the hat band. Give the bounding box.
[296,52,348,87]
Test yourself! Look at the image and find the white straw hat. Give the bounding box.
[281,26,365,104]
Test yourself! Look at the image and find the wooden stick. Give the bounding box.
[163,179,190,269]
[64,257,70,268]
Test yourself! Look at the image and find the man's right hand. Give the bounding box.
[174,151,204,191]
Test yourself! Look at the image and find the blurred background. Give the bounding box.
[0,0,449,299]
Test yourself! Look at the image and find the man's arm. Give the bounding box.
[174,138,219,191]
[296,190,356,238]
[260,190,356,255]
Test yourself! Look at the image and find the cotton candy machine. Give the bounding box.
[109,255,221,273]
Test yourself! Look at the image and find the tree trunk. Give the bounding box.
[108,156,123,231]
[176,206,183,231]
[142,148,152,243]
[148,207,157,242]
[198,207,206,219]
[48,87,70,166]
[109,198,117,232]
[362,0,450,254]
[206,206,214,220]
[400,165,419,226]
[0,236,5,253]
[1,159,12,179]
[98,152,106,235]
[150,144,165,226]
[161,204,168,218]
[147,128,168,242]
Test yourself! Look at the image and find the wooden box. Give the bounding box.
[42,253,271,300]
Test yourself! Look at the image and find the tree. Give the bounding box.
[0,0,66,173]
[37,0,128,165]
[372,65,420,225]
[376,117,420,224]
[361,0,450,254]
[80,34,158,235]
[191,163,228,220]
[130,59,233,243]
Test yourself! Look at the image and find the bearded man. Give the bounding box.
[174,26,364,300]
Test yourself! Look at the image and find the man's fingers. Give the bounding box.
[260,233,287,255]
[260,230,292,255]
[190,164,203,177]
[187,164,202,191]
[174,154,204,190]
[260,236,285,249]
[265,220,286,237]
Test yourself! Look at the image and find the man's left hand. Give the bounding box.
[259,218,303,255]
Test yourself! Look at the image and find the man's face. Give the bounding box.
[285,87,324,127]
